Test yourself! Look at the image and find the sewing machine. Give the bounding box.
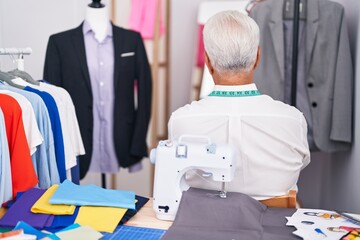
[150,135,236,221]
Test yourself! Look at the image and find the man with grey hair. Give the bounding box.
[168,11,310,200]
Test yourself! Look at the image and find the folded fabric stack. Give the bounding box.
[0,180,148,239]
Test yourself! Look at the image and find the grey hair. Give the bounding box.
[203,10,260,73]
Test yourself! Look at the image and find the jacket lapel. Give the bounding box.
[72,23,92,93]
[305,0,319,77]
[112,24,124,90]
[268,0,285,82]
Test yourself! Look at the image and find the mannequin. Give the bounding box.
[85,0,109,42]
[44,0,152,182]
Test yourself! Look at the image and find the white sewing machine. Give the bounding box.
[149,135,236,221]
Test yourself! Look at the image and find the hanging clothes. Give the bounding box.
[250,0,353,152]
[128,0,165,39]
[0,83,59,188]
[0,94,38,198]
[0,107,12,205]
[0,90,43,156]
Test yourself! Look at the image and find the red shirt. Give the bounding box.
[0,94,38,198]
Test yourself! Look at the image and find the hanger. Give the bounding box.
[283,0,307,20]
[88,0,105,8]
[246,0,266,14]
[0,71,24,89]
[8,69,40,86]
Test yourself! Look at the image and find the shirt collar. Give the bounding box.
[212,83,258,92]
[82,20,113,38]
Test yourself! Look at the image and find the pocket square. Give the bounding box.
[121,52,135,57]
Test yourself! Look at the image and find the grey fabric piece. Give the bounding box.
[162,188,298,240]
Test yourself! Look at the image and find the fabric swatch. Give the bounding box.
[31,185,75,215]
[75,206,127,233]
[49,180,135,210]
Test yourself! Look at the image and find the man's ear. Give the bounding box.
[253,47,261,70]
[205,52,215,75]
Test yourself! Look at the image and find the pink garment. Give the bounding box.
[196,24,205,67]
[129,0,166,39]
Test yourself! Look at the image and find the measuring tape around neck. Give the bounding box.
[208,90,261,97]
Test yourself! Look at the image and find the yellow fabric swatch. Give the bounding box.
[75,206,127,233]
[31,184,76,215]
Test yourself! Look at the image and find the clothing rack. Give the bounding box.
[290,0,300,106]
[0,47,32,71]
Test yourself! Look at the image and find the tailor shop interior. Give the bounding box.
[0,0,359,239]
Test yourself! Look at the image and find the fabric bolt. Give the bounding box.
[0,188,54,228]
[168,84,310,200]
[75,206,127,233]
[37,81,85,170]
[55,225,103,240]
[31,184,75,215]
[162,188,297,240]
[0,108,12,205]
[0,83,59,188]
[49,180,135,209]
[83,21,119,173]
[0,94,38,198]
[128,0,165,39]
[23,86,66,182]
[0,90,43,156]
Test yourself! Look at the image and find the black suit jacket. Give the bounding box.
[44,23,152,179]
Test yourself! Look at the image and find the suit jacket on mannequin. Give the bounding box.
[44,23,152,179]
[250,0,353,152]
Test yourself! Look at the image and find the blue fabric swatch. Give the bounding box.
[50,180,136,209]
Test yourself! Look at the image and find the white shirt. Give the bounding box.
[168,84,310,200]
[12,78,85,171]
[0,90,43,155]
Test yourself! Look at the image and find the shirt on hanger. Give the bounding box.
[38,82,85,170]
[0,84,59,188]
[0,108,12,205]
[0,90,43,156]
[128,0,165,39]
[0,94,38,198]
[23,86,67,182]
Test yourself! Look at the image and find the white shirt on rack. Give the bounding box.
[168,84,310,200]
[11,78,85,172]
[0,89,43,155]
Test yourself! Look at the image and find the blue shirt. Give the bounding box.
[0,107,12,205]
[0,84,59,188]
[24,86,66,182]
